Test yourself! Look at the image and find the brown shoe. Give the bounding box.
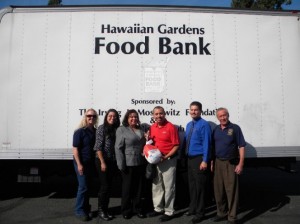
[211,215,227,222]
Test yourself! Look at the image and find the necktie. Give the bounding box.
[186,121,194,155]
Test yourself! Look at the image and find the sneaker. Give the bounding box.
[159,214,173,222]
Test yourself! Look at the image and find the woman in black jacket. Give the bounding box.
[94,109,120,221]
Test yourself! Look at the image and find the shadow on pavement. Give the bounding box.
[237,162,300,223]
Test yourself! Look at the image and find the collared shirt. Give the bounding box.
[185,117,212,162]
[73,127,96,162]
[212,122,246,159]
[150,120,180,155]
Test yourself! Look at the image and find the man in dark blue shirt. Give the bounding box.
[185,101,212,223]
[211,107,246,224]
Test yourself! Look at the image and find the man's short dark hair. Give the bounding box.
[190,101,202,111]
[153,106,165,114]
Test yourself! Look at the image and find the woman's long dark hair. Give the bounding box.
[103,109,120,138]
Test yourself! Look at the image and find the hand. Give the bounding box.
[101,162,107,172]
[210,161,214,172]
[235,163,243,175]
[160,157,164,163]
[77,164,84,175]
[144,131,150,141]
[199,161,207,171]
[161,155,170,162]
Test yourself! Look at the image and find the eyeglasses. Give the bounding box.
[86,115,97,118]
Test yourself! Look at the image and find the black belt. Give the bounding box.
[188,154,203,159]
[217,157,230,161]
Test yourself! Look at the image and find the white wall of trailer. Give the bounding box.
[0,6,299,160]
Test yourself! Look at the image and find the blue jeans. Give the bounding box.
[73,160,92,216]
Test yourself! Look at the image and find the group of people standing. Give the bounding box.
[72,102,246,224]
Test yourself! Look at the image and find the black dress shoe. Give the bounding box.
[137,212,146,218]
[191,216,204,224]
[123,214,132,219]
[98,211,111,221]
[148,210,164,217]
[159,214,173,222]
[184,211,195,216]
[107,212,114,219]
[211,215,227,222]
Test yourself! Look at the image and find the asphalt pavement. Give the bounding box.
[0,161,300,224]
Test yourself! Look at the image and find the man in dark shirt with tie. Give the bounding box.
[185,101,212,223]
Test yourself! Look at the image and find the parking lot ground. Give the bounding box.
[1,161,300,224]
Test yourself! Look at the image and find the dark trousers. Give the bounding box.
[187,156,208,217]
[121,165,145,215]
[95,158,117,211]
[213,158,239,221]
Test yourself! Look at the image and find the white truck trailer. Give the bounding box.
[0,5,299,180]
